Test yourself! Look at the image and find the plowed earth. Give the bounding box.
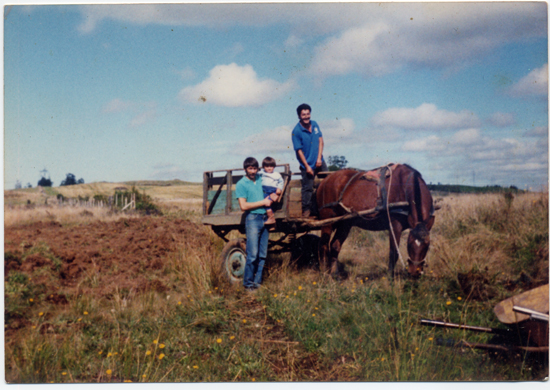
[4,217,210,299]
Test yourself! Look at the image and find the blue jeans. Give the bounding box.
[243,213,269,289]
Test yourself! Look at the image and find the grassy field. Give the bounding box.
[4,187,549,383]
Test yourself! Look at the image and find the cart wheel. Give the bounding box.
[219,238,247,284]
[291,234,320,269]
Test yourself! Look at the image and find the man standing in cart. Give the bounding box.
[235,157,273,291]
[291,103,328,217]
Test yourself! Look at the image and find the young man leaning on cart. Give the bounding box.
[235,157,273,291]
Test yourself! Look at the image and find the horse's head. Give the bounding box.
[406,220,433,277]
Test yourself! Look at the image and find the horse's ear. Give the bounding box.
[425,216,435,231]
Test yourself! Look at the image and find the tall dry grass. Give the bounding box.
[4,190,548,383]
[4,205,138,228]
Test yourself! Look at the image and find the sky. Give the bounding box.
[3,1,549,191]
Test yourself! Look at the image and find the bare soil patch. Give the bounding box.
[5,217,210,299]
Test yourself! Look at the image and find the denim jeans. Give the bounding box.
[243,213,269,288]
[300,160,328,214]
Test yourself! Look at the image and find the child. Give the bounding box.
[260,157,284,226]
[235,157,273,291]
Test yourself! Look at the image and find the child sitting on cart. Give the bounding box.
[260,156,284,227]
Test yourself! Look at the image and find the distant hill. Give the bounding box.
[5,180,203,206]
[427,184,524,194]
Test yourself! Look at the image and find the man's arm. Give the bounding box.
[297,149,314,176]
[316,137,324,168]
[238,197,272,212]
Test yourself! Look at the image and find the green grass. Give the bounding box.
[4,192,549,382]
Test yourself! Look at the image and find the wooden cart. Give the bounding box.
[201,163,411,283]
[201,164,322,282]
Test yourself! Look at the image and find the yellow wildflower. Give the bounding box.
[458,297,462,301]
[77,318,82,322]
[273,294,278,298]
[124,380,132,383]
[142,374,147,379]
[39,312,44,317]
[313,281,317,285]
[243,319,247,323]
[62,372,67,376]
[146,351,152,356]
[83,311,88,315]
[428,337,433,341]
[446,301,452,305]
[159,344,165,349]
[98,351,103,355]
[153,339,158,344]
[106,369,112,375]
[230,336,235,340]
[216,338,222,344]
[29,298,34,302]
[158,353,165,360]
[312,313,316,317]
[193,365,199,369]
[107,352,113,357]
[298,286,303,290]
[177,301,182,305]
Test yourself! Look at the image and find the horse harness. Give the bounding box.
[318,163,398,217]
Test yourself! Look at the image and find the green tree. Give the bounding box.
[327,155,348,171]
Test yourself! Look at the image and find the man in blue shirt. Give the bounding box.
[235,157,273,291]
[291,103,328,217]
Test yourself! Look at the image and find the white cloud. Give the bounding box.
[487,112,516,127]
[318,118,356,144]
[508,64,549,98]
[102,98,134,113]
[402,135,447,152]
[129,108,157,128]
[173,67,196,80]
[102,98,157,128]
[284,35,304,49]
[234,126,294,157]
[402,128,547,176]
[451,128,482,146]
[524,126,548,137]
[74,4,546,81]
[371,103,481,131]
[309,3,546,79]
[178,63,296,107]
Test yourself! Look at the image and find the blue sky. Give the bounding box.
[4,2,548,190]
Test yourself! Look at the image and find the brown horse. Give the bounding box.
[315,164,435,278]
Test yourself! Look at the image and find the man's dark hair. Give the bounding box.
[296,103,312,117]
[243,157,259,170]
[262,156,276,168]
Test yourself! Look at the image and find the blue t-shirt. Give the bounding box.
[235,174,266,215]
[291,120,325,169]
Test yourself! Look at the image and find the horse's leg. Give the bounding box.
[388,218,403,278]
[330,223,352,278]
[319,225,332,273]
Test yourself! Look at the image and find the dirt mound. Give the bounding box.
[5,217,212,299]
